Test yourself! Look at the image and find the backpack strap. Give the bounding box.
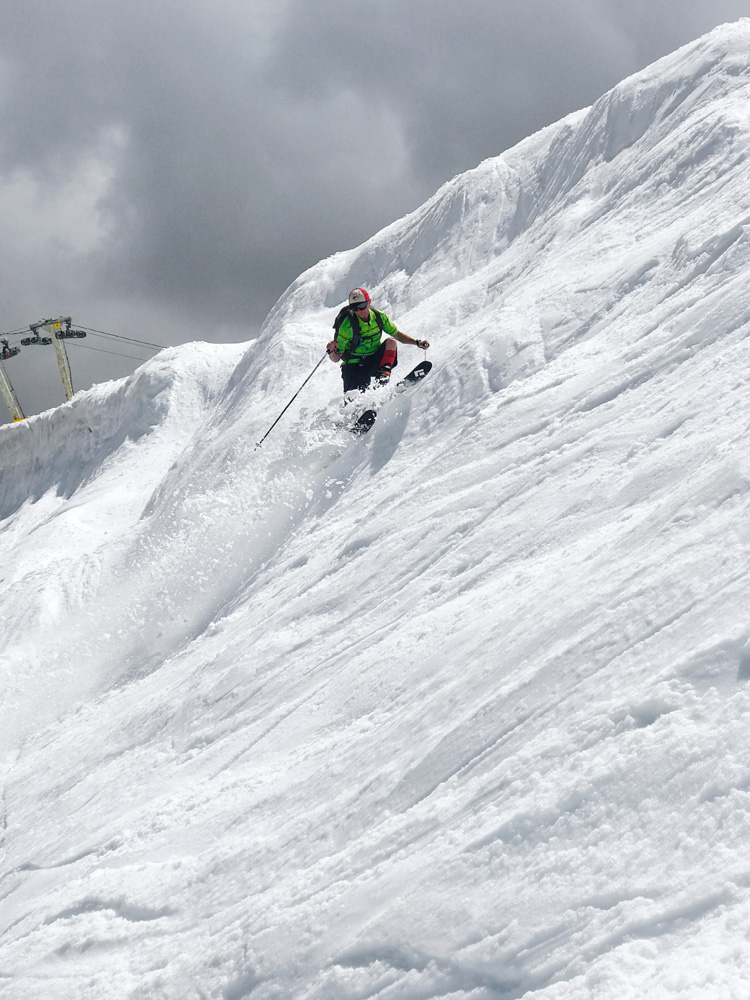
[333,306,351,334]
[333,306,361,362]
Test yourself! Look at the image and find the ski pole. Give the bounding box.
[255,354,327,449]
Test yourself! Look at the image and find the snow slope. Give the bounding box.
[3,19,750,1000]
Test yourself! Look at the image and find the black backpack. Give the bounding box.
[333,306,385,362]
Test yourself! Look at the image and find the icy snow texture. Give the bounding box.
[3,19,750,1000]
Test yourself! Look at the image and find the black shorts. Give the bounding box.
[341,343,397,393]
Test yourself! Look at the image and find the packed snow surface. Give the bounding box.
[3,20,750,1000]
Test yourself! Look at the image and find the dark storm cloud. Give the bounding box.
[606,0,750,63]
[275,0,637,190]
[0,0,422,328]
[0,0,748,421]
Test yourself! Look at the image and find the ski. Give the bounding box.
[351,408,377,435]
[350,361,433,435]
[396,359,432,390]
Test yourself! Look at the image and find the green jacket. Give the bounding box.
[336,309,398,364]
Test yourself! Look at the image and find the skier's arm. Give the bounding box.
[393,330,430,350]
[326,340,342,362]
[328,318,353,363]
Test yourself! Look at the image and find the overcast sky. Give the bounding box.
[1,0,749,422]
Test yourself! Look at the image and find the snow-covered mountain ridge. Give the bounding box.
[3,20,750,1000]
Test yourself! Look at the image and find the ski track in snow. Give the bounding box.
[3,20,750,1000]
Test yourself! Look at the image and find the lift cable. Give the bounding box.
[0,327,33,339]
[66,341,153,363]
[77,326,164,351]
[2,324,164,353]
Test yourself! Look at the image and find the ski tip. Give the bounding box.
[351,409,377,435]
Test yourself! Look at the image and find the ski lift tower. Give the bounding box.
[23,317,86,401]
[0,339,25,422]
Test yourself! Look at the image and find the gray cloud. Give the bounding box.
[0,0,747,421]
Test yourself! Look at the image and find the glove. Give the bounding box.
[415,339,430,350]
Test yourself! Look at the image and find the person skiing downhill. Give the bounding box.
[326,288,429,393]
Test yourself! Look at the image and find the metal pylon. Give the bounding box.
[0,359,25,422]
[37,317,75,400]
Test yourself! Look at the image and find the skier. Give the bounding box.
[326,288,429,394]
